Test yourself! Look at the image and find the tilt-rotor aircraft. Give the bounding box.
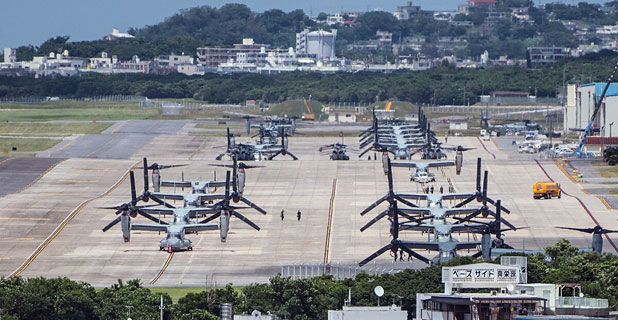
[358,158,518,265]
[137,172,260,244]
[391,160,455,182]
[216,127,298,161]
[100,170,219,250]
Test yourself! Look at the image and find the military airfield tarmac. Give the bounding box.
[1,120,617,286]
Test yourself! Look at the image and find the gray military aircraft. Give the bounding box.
[391,160,455,182]
[210,155,264,198]
[100,171,175,242]
[197,172,263,242]
[556,226,618,254]
[138,158,187,192]
[319,143,356,160]
[131,207,219,252]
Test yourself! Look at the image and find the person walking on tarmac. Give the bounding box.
[440,185,444,194]
[430,185,434,194]
[280,209,285,221]
[297,210,301,221]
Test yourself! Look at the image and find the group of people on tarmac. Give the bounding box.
[392,248,414,262]
[280,209,301,221]
[422,185,444,194]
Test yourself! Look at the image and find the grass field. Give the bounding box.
[0,137,61,153]
[194,123,244,130]
[0,107,159,122]
[149,287,209,302]
[596,164,618,178]
[0,122,112,136]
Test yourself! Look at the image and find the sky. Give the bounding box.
[0,0,614,49]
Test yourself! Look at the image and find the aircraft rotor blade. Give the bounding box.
[137,209,169,225]
[143,158,149,193]
[239,196,267,215]
[359,244,393,267]
[130,171,137,203]
[149,195,176,209]
[360,195,388,216]
[102,216,121,232]
[199,212,221,224]
[399,244,430,264]
[360,209,389,232]
[231,210,261,231]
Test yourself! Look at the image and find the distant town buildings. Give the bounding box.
[102,28,135,40]
[393,1,432,20]
[526,47,569,68]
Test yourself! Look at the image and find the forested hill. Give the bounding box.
[133,4,315,48]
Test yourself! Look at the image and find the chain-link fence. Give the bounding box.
[0,95,147,104]
[280,263,403,280]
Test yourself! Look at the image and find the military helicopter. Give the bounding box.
[319,143,356,160]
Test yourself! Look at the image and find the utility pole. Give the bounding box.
[159,295,165,320]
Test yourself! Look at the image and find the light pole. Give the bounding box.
[611,122,614,144]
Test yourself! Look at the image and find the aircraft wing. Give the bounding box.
[160,180,192,188]
[454,241,482,250]
[444,207,482,216]
[150,192,186,201]
[188,208,220,216]
[183,223,219,233]
[196,193,226,201]
[396,193,428,201]
[441,193,476,201]
[399,240,440,251]
[399,223,433,232]
[140,208,176,216]
[398,207,431,214]
[131,224,167,232]
[391,161,418,168]
[426,161,455,168]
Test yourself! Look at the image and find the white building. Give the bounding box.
[564,82,618,137]
[4,48,16,64]
[328,108,357,123]
[102,28,135,40]
[296,29,337,60]
[328,306,407,320]
[326,13,344,26]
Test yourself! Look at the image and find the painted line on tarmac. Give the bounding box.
[0,157,17,167]
[150,252,174,285]
[0,237,34,241]
[534,159,618,254]
[45,138,78,158]
[597,196,612,209]
[0,217,50,221]
[9,161,141,278]
[476,137,496,159]
[323,179,337,264]
[189,137,208,160]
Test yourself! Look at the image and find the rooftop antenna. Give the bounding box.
[374,286,384,306]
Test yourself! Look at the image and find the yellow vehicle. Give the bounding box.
[533,181,561,199]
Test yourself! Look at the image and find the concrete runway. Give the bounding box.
[1,132,617,286]
[0,157,64,196]
[38,120,189,159]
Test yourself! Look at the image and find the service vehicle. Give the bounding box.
[533,181,561,199]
